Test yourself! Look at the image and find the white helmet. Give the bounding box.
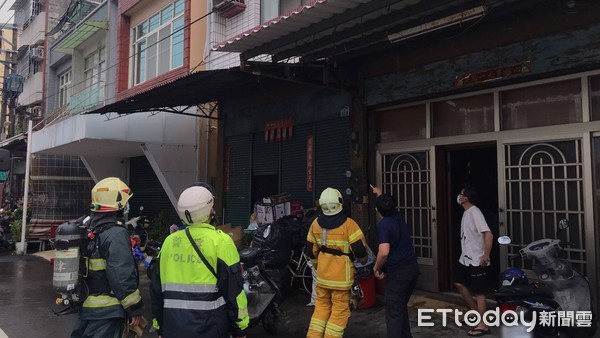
[177,186,214,225]
[319,187,343,216]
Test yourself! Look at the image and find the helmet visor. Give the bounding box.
[321,203,342,216]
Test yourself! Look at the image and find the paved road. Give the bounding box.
[0,251,475,337]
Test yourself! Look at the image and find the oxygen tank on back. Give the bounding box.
[52,218,88,314]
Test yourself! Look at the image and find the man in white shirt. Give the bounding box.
[454,186,494,337]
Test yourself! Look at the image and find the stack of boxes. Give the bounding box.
[254,193,303,224]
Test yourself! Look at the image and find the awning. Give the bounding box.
[212,0,374,59]
[211,0,527,63]
[86,67,316,115]
[55,21,108,53]
[212,0,364,52]
[9,0,27,10]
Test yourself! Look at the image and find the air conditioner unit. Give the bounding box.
[213,0,246,18]
[26,106,42,118]
[31,46,44,60]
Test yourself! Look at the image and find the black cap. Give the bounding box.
[376,194,397,217]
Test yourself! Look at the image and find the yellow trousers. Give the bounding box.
[307,286,351,338]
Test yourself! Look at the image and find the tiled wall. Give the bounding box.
[206,0,261,70]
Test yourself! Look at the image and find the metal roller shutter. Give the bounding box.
[128,156,178,224]
[252,132,279,176]
[225,134,252,227]
[314,118,351,196]
[281,124,315,209]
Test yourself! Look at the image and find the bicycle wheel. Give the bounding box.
[299,262,314,295]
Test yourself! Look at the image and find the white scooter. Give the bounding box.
[496,219,596,337]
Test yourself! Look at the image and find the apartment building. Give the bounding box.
[31,0,208,222]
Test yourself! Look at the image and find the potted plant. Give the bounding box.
[9,208,27,253]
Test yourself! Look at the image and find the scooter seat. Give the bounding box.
[239,247,260,265]
[495,284,553,298]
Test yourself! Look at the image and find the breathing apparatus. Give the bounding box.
[52,177,132,315]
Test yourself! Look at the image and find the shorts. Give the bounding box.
[453,263,491,294]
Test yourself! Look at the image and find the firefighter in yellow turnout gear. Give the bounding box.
[306,188,368,338]
[150,184,249,338]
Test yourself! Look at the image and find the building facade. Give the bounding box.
[28,0,211,223]
[208,0,600,310]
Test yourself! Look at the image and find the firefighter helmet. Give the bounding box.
[90,177,132,212]
[177,185,214,225]
[319,187,343,216]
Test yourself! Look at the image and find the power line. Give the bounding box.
[0,0,13,13]
[40,2,224,105]
[0,13,15,31]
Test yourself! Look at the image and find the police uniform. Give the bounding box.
[150,221,249,338]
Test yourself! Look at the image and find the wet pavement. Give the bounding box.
[12,249,600,338]
[0,250,484,338]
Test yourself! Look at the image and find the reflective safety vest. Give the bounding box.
[307,217,365,290]
[155,223,249,338]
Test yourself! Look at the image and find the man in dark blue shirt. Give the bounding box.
[372,185,419,338]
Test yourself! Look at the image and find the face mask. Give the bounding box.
[456,195,462,205]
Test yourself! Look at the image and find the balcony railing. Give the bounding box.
[69,81,105,115]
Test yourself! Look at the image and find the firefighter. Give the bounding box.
[71,177,144,338]
[150,184,249,338]
[306,187,368,338]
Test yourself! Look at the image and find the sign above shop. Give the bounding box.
[454,61,532,87]
[265,118,294,143]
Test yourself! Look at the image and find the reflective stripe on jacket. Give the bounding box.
[151,223,249,338]
[307,217,365,290]
[81,219,144,320]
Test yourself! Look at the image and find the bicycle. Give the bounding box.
[287,245,313,295]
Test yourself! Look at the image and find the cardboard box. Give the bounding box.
[274,203,286,221]
[218,223,243,248]
[289,200,303,217]
[255,204,274,224]
[262,192,291,205]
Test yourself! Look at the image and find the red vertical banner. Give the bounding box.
[225,145,230,193]
[307,134,313,192]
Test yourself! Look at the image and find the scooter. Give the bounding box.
[495,219,596,337]
[238,246,281,335]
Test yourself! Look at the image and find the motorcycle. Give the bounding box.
[238,246,281,335]
[495,219,596,337]
[125,206,149,252]
[0,209,14,250]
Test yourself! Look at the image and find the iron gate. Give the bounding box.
[504,140,586,274]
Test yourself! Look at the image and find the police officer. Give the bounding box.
[72,177,144,337]
[306,187,368,338]
[150,184,249,338]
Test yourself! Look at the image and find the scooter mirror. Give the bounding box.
[558,219,569,230]
[498,236,512,245]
